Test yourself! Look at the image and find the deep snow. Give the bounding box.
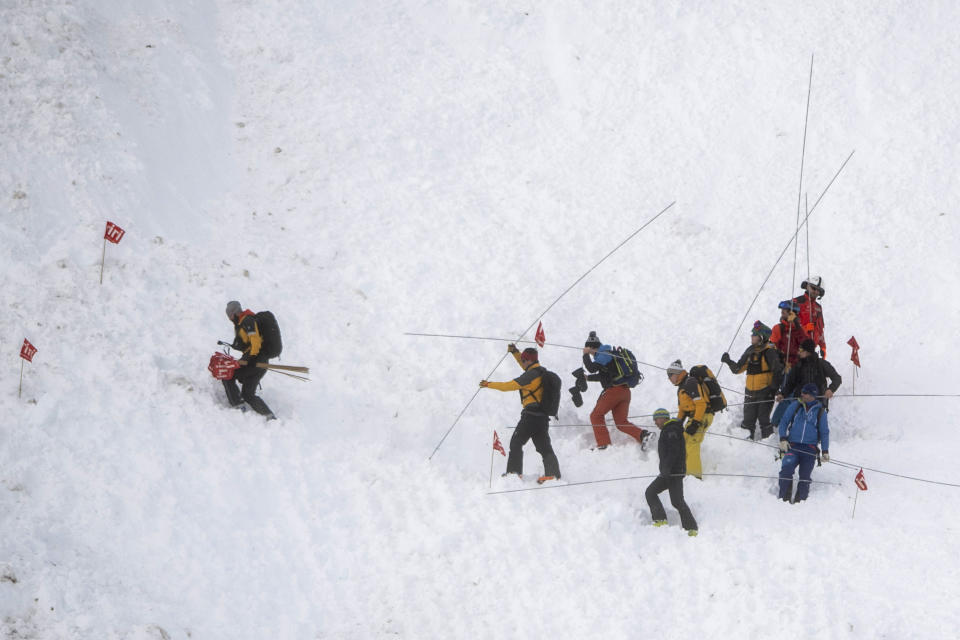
[2,1,960,638]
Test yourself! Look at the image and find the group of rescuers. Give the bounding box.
[479,277,840,535]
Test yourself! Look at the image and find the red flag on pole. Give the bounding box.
[104,221,126,244]
[847,336,860,368]
[493,430,506,456]
[20,338,37,362]
[534,321,546,348]
[855,468,868,491]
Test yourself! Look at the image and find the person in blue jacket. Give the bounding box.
[777,383,830,503]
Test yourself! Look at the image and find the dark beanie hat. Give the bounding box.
[585,331,602,348]
[521,348,539,363]
[799,338,817,353]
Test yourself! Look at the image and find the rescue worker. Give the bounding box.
[778,383,830,503]
[778,338,842,406]
[721,321,783,440]
[480,345,561,484]
[666,359,711,479]
[581,331,650,450]
[224,300,276,419]
[645,408,698,536]
[792,276,827,358]
[770,300,809,371]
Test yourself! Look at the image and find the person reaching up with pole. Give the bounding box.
[792,276,827,358]
[770,300,809,371]
[580,331,650,450]
[480,345,561,485]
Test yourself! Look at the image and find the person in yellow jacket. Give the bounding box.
[224,300,275,419]
[721,321,784,440]
[480,345,561,484]
[666,359,711,479]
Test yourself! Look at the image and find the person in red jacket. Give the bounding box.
[770,300,809,371]
[792,276,827,357]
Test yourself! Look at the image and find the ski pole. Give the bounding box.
[427,201,677,461]
[717,149,854,380]
[786,54,815,357]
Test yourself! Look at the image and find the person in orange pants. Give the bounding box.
[582,331,650,450]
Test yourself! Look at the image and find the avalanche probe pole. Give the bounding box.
[426,201,676,461]
[717,150,854,381]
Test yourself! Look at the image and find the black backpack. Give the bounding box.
[537,368,562,419]
[688,364,727,413]
[255,311,283,359]
[609,346,643,388]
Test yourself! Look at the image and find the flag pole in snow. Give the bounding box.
[99,236,107,284]
[100,221,126,284]
[489,436,496,489]
[18,338,37,399]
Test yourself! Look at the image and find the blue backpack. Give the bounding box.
[610,347,643,388]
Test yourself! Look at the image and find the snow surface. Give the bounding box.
[2,1,960,638]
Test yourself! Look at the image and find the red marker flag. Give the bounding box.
[493,430,506,456]
[855,468,868,491]
[534,321,546,348]
[20,338,37,362]
[847,336,861,368]
[104,221,126,244]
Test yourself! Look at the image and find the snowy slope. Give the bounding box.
[2,1,960,638]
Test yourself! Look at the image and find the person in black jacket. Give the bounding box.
[778,338,842,406]
[771,338,841,426]
[645,408,698,535]
[224,300,276,419]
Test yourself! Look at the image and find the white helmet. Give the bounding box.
[801,276,824,298]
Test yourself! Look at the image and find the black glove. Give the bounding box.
[721,352,732,364]
[569,386,583,407]
[685,420,701,435]
[571,367,588,392]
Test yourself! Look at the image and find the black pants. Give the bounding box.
[506,411,560,478]
[223,363,273,416]
[645,475,697,531]
[741,388,775,437]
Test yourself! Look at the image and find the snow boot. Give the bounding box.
[653,520,668,527]
[536,475,557,485]
[640,429,655,451]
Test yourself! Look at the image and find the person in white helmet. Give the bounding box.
[792,276,827,357]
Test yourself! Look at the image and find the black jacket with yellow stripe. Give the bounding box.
[676,371,710,424]
[727,343,783,393]
[485,352,545,412]
[231,310,265,362]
